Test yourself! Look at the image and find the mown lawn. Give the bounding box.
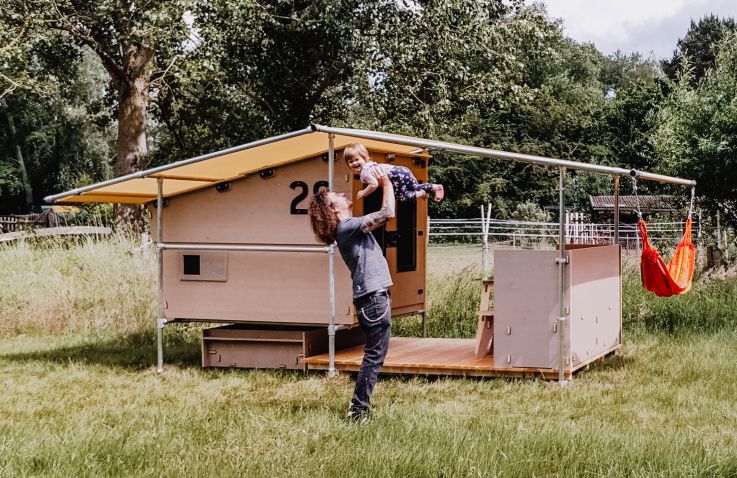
[2,236,737,477]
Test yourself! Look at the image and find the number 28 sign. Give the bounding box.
[289,180,329,215]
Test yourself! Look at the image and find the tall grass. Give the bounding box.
[622,253,737,334]
[393,265,482,338]
[4,236,737,339]
[0,234,156,338]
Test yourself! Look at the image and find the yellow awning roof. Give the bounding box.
[46,128,429,204]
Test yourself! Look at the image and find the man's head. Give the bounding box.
[309,190,352,244]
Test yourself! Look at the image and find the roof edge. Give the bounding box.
[45,126,316,204]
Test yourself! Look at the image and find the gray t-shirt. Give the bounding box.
[336,217,393,298]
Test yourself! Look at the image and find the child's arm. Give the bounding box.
[357,182,378,199]
[357,166,379,198]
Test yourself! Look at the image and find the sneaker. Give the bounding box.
[346,408,370,423]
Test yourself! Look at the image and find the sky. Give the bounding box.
[540,0,737,59]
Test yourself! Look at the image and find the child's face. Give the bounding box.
[346,155,366,172]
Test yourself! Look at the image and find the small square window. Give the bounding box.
[183,255,201,275]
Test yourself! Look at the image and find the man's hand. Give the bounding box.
[370,165,391,187]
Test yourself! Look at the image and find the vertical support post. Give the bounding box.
[481,205,488,277]
[614,176,620,246]
[156,178,165,373]
[558,168,569,386]
[421,310,428,338]
[328,244,336,377]
[327,133,337,377]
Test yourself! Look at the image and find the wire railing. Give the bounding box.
[428,216,701,249]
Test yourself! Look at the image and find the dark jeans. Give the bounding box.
[349,290,391,414]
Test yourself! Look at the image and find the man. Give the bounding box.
[308,164,395,421]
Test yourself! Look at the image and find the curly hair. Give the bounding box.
[309,189,339,244]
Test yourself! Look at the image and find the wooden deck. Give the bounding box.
[303,337,572,379]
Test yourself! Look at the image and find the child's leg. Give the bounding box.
[393,166,443,202]
[389,167,415,202]
[391,177,417,202]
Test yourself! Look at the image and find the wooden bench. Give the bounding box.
[475,278,494,358]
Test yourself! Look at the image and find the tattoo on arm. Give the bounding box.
[360,199,395,233]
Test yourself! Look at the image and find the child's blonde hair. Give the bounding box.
[343,143,370,164]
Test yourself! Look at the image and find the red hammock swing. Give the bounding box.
[634,181,696,297]
[638,217,695,297]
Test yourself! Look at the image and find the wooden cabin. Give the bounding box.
[148,144,429,328]
[45,130,432,370]
[48,127,662,379]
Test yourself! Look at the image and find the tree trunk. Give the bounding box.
[113,43,154,232]
[5,111,33,212]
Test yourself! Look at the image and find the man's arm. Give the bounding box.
[360,166,395,233]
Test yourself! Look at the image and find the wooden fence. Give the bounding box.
[0,212,61,233]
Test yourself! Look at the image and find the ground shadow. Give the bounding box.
[3,330,629,381]
[1,331,202,370]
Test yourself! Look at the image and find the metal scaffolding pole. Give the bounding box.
[614,176,620,245]
[156,178,165,373]
[158,243,329,253]
[44,124,698,381]
[557,168,569,385]
[327,133,337,377]
[481,204,492,277]
[312,125,696,187]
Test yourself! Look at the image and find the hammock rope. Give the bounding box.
[633,177,696,297]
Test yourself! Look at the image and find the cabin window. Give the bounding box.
[179,251,228,281]
[183,255,201,275]
[396,198,417,272]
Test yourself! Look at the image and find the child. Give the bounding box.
[343,143,444,203]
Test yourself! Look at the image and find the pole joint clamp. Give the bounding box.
[555,257,569,264]
[157,318,167,329]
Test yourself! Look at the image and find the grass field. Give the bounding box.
[2,235,737,477]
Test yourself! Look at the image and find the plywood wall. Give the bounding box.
[149,151,428,325]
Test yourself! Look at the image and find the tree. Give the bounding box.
[662,14,737,85]
[654,33,737,230]
[0,11,114,215]
[5,0,190,227]
[151,0,415,165]
[600,50,660,93]
[1,5,114,214]
[338,2,614,218]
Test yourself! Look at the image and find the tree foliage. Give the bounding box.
[0,5,114,213]
[1,0,190,226]
[2,0,732,232]
[654,33,737,229]
[662,14,737,84]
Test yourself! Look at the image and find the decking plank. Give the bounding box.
[303,337,594,379]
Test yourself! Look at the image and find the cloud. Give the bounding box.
[540,0,737,58]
